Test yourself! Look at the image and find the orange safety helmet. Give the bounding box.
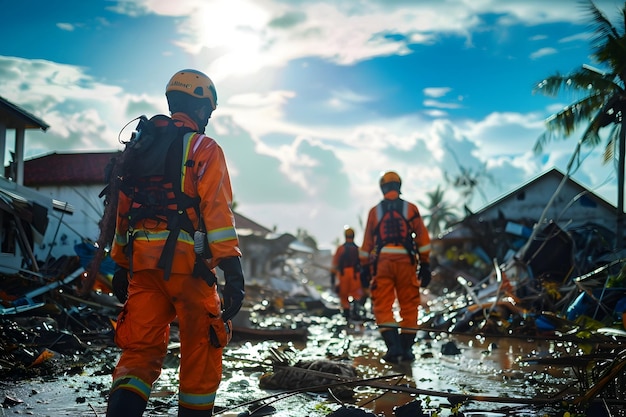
[379,171,402,194]
[344,226,355,239]
[166,69,217,110]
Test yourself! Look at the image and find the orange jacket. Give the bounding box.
[111,113,241,273]
[331,238,360,275]
[359,191,431,266]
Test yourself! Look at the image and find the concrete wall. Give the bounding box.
[29,183,104,261]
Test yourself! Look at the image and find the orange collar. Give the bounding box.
[171,112,200,131]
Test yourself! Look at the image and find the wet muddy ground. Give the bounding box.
[0,309,587,417]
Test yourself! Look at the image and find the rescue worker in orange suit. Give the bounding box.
[359,171,431,363]
[106,69,245,417]
[330,226,365,320]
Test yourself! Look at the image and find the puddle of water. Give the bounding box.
[0,316,586,417]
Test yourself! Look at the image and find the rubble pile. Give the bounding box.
[1,211,626,416]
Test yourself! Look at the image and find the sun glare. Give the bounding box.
[196,0,269,79]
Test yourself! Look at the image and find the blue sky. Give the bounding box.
[1,0,625,248]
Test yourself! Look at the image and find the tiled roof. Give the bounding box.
[23,152,119,186]
[234,212,273,235]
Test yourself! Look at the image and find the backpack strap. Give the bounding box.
[120,116,210,282]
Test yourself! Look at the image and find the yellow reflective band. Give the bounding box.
[112,375,151,400]
[179,391,216,407]
[379,246,408,254]
[132,229,194,245]
[180,133,197,191]
[358,249,369,258]
[206,226,237,243]
[418,243,431,253]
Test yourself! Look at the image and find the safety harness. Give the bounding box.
[373,198,419,264]
[116,114,213,282]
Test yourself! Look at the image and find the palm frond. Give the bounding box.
[534,68,620,98]
[547,94,607,132]
[593,36,626,76]
[580,123,603,148]
[603,135,615,164]
[582,0,620,50]
[604,125,622,165]
[533,131,551,154]
[533,72,568,97]
[533,92,618,153]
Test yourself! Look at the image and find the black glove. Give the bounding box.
[112,266,129,303]
[330,272,336,288]
[218,257,245,322]
[360,265,371,289]
[418,262,431,288]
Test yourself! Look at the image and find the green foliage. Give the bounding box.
[533,0,626,159]
[420,185,460,237]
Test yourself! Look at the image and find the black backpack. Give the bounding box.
[338,241,360,274]
[101,115,211,281]
[373,198,418,263]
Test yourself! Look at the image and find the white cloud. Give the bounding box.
[56,23,75,31]
[530,47,558,60]
[106,0,625,83]
[326,89,374,111]
[5,0,624,248]
[423,99,462,109]
[424,87,452,98]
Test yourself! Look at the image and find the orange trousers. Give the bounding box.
[112,269,223,411]
[370,257,420,331]
[337,266,363,310]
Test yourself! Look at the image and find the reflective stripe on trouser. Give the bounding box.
[370,257,420,331]
[112,268,223,411]
[338,267,363,310]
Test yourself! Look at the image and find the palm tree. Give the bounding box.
[420,185,459,237]
[533,0,626,249]
[444,144,493,207]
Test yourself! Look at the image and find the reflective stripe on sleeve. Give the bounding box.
[418,243,431,253]
[206,226,237,244]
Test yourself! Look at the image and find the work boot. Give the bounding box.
[348,300,363,321]
[400,332,416,362]
[179,406,214,416]
[380,330,403,363]
[106,388,147,417]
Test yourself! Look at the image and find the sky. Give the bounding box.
[1,0,626,249]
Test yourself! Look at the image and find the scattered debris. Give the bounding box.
[2,177,626,416]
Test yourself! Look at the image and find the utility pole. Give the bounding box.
[617,114,625,250]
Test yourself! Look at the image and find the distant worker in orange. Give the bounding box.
[359,171,432,363]
[330,226,365,320]
[105,69,245,417]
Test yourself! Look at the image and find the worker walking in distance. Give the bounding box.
[330,226,367,321]
[359,171,432,363]
[105,69,245,416]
